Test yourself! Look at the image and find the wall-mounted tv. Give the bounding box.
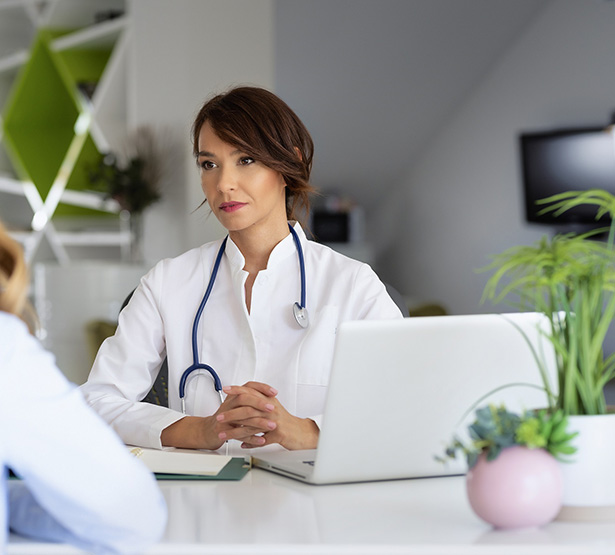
[519,126,615,227]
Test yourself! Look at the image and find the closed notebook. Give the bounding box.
[127,446,232,476]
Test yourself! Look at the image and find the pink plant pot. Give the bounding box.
[466,445,563,529]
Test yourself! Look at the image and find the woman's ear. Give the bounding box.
[294,147,302,161]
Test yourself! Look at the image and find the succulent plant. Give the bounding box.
[439,404,577,468]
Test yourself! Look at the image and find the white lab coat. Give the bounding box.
[0,312,167,554]
[81,223,403,450]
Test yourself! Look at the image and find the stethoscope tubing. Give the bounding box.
[179,224,307,414]
[290,226,306,309]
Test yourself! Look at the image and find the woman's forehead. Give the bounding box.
[197,123,245,157]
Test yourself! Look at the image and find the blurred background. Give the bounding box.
[1,0,615,384]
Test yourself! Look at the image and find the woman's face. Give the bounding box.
[197,122,288,237]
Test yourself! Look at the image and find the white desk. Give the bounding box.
[8,470,615,554]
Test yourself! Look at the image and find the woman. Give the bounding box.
[0,220,167,553]
[82,86,403,453]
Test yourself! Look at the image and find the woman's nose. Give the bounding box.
[217,167,238,193]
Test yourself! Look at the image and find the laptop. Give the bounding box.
[252,312,557,484]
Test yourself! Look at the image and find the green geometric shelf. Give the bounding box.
[57,132,105,217]
[2,28,115,219]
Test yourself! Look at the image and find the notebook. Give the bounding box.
[252,312,557,484]
[127,446,251,481]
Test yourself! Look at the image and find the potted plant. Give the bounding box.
[88,126,164,262]
[440,405,576,529]
[480,188,615,518]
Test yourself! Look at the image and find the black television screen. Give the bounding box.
[520,127,615,226]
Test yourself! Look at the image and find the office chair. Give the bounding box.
[384,282,408,316]
[120,291,169,407]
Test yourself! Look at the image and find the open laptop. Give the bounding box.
[252,312,557,484]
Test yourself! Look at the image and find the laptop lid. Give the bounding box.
[253,312,556,484]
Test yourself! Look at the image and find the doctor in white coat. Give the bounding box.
[81,86,403,454]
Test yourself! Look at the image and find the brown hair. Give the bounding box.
[0,220,36,333]
[191,86,315,222]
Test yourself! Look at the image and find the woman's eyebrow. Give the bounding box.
[197,149,244,157]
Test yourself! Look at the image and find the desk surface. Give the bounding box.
[8,469,615,554]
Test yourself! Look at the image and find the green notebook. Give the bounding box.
[127,446,251,481]
[155,457,250,481]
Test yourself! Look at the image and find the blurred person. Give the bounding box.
[0,220,167,553]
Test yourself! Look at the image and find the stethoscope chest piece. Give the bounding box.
[293,302,309,329]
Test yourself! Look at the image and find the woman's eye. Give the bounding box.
[239,157,254,166]
[200,160,216,170]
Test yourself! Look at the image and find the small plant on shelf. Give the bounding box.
[88,126,163,215]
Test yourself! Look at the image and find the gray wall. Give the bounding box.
[132,0,275,263]
[274,0,548,283]
[389,0,615,315]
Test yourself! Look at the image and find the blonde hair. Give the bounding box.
[0,220,36,332]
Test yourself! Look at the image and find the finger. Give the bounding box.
[240,435,269,449]
[216,407,276,426]
[223,382,278,397]
[221,385,266,400]
[256,429,282,448]
[218,426,270,443]
[235,418,277,433]
[218,394,276,415]
[243,381,278,396]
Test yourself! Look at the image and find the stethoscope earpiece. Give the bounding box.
[179,223,308,413]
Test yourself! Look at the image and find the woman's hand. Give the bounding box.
[161,380,319,450]
[220,382,320,450]
[161,381,277,450]
[213,381,279,448]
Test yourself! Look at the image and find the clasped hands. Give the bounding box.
[210,381,318,451]
[161,381,319,451]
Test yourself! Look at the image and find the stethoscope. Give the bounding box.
[179,223,308,414]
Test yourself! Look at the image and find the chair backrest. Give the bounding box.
[121,289,169,407]
[384,282,408,316]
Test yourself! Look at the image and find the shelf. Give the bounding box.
[0,0,129,264]
[0,50,28,73]
[54,229,130,246]
[43,0,124,29]
[91,25,128,151]
[3,32,80,199]
[50,15,127,52]
[8,229,33,242]
[0,174,23,194]
[60,188,119,212]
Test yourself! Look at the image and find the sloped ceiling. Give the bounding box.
[275,0,549,206]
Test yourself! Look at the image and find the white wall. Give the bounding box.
[385,0,615,315]
[129,0,275,264]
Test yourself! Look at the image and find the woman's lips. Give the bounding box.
[219,202,247,213]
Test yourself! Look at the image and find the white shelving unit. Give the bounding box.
[0,0,132,264]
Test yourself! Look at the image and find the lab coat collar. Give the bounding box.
[224,222,306,271]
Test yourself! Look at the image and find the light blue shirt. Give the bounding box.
[0,312,167,553]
